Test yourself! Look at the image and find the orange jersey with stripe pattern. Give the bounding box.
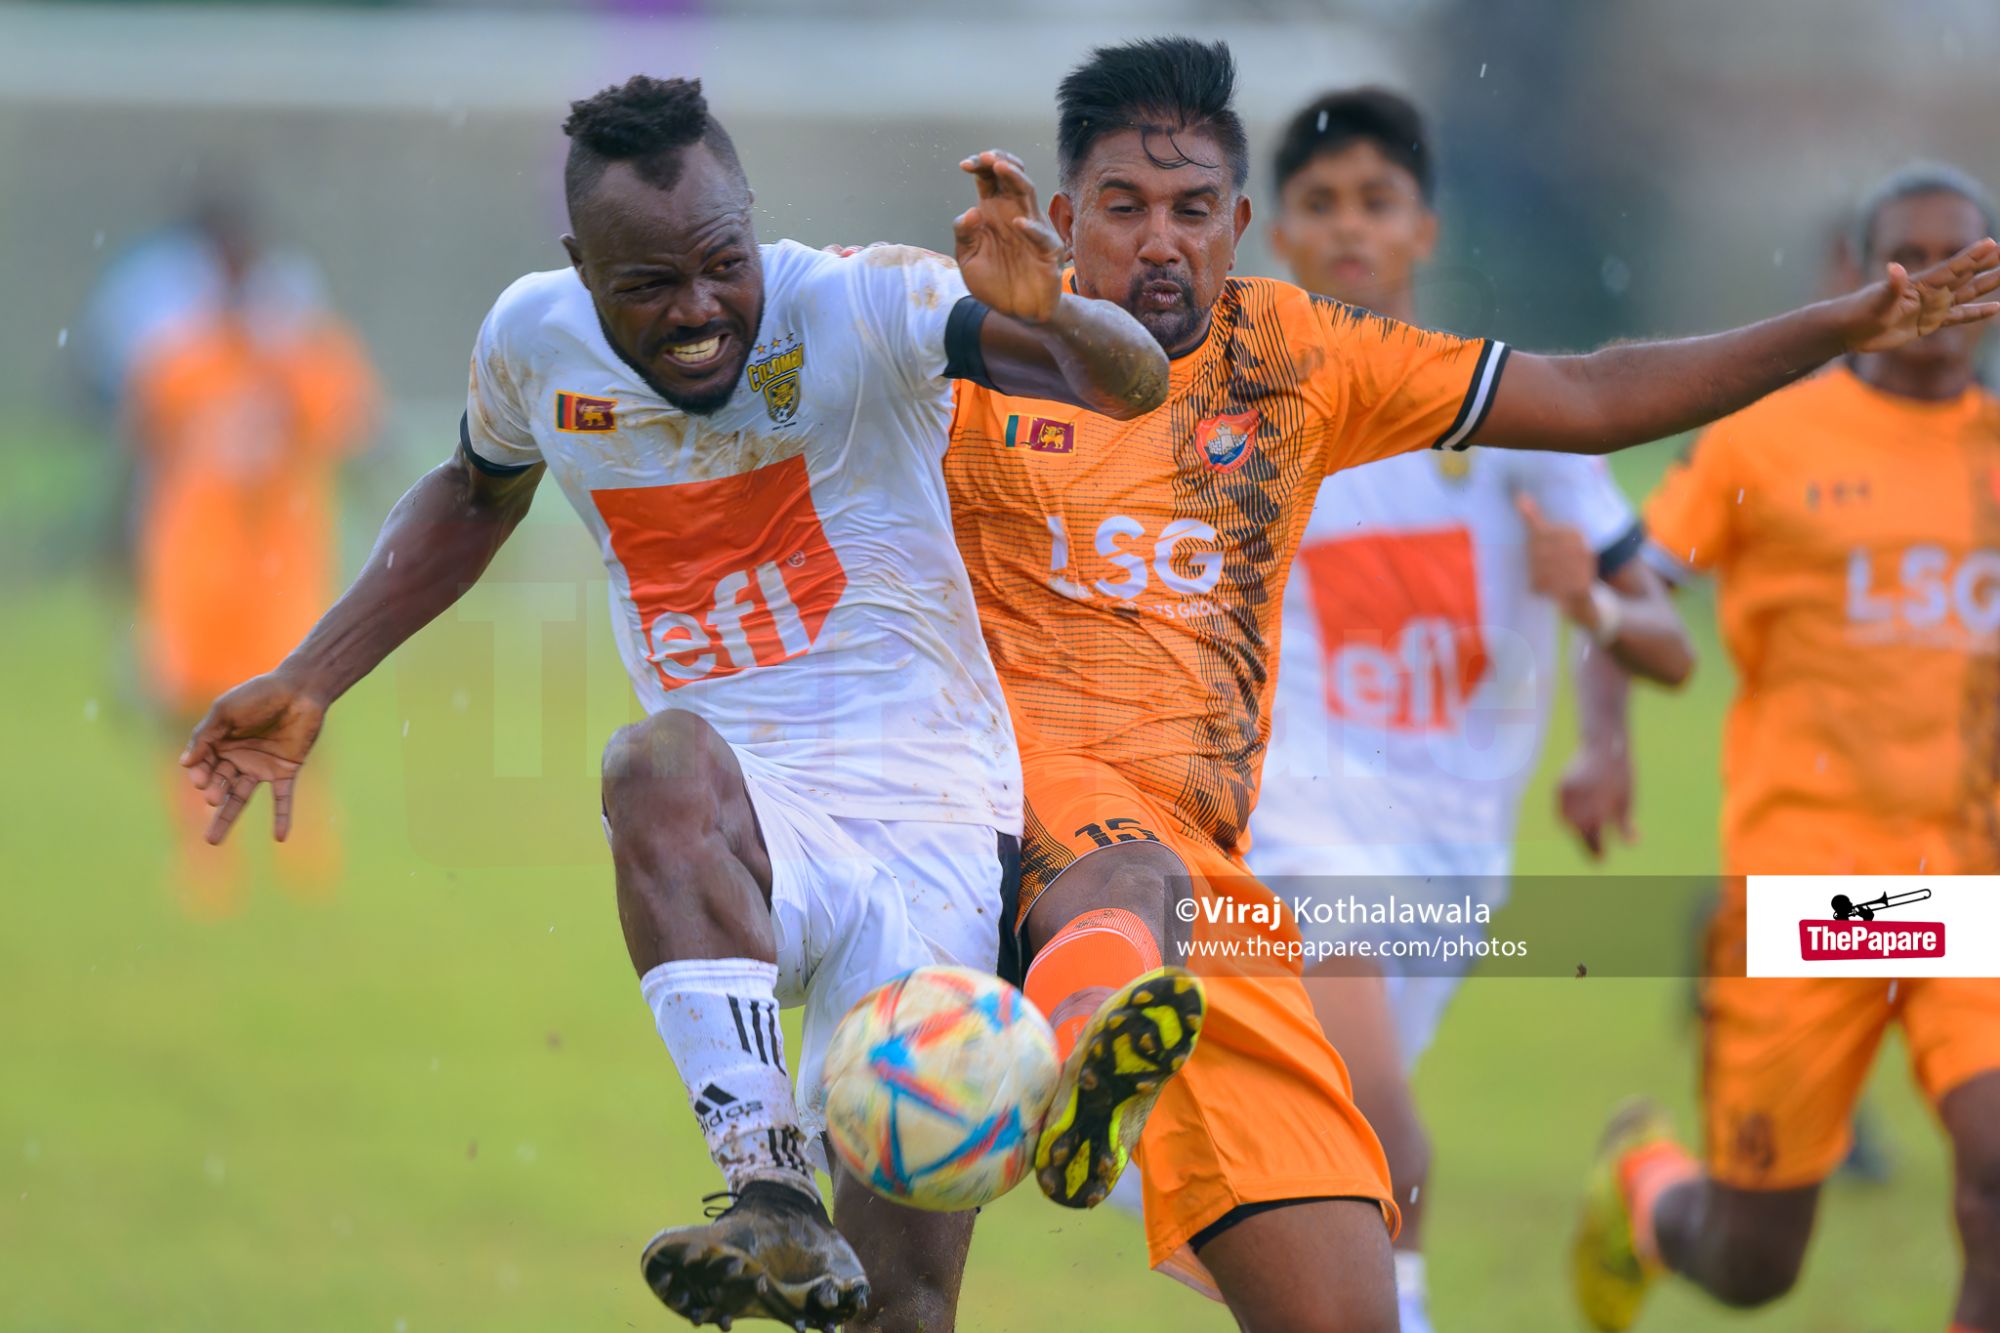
[1646,366,2000,875]
[946,276,1506,857]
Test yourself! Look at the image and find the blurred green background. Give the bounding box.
[4,0,1991,1328]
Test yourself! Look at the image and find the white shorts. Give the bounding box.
[735,749,1009,1142]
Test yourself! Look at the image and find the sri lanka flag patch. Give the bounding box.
[555,392,618,432]
[1003,414,1075,454]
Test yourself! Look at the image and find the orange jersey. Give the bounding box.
[1646,365,2000,874]
[946,276,1504,856]
[130,313,378,710]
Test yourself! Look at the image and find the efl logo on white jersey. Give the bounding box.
[1298,528,1488,731]
[593,456,847,691]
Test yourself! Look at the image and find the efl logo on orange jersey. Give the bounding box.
[1298,528,1488,732]
[555,391,618,432]
[1196,410,1259,472]
[1004,414,1074,454]
[591,455,847,691]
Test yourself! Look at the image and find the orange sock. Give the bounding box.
[1022,909,1161,1060]
[1620,1139,1698,1268]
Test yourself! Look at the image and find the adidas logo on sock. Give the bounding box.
[692,1083,738,1118]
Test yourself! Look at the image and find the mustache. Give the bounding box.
[1126,266,1193,306]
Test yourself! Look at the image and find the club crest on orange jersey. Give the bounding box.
[555,391,617,432]
[1197,410,1259,472]
[1004,414,1074,454]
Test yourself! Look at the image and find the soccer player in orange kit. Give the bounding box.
[128,231,377,913]
[1572,164,2000,1333]
[941,39,2000,1331]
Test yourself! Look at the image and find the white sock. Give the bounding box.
[1394,1250,1433,1333]
[640,957,814,1197]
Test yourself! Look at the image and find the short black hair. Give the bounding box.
[1272,88,1433,202]
[1852,161,1998,265]
[1056,37,1248,193]
[562,75,745,216]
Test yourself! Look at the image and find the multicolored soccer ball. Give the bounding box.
[822,964,1060,1212]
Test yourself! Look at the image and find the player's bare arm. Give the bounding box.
[1560,643,1638,861]
[1516,493,1687,856]
[952,149,1168,418]
[1477,237,2000,452]
[1517,494,1692,687]
[180,448,543,844]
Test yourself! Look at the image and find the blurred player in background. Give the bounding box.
[125,189,378,915]
[947,36,1997,1332]
[1573,163,2000,1333]
[177,76,1167,1333]
[1247,88,1692,1333]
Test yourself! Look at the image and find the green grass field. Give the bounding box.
[0,440,1962,1331]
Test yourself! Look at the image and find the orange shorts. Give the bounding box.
[1699,893,2000,1190]
[1018,751,1396,1293]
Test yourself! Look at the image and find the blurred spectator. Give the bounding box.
[82,182,329,414]
[122,188,378,915]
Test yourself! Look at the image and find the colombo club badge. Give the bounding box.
[1197,410,1259,472]
[748,339,806,425]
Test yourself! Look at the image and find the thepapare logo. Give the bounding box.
[1799,886,1945,961]
[1846,545,2000,639]
[747,338,806,424]
[1043,513,1222,601]
[1297,527,1487,732]
[592,455,846,692]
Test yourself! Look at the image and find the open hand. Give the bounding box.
[953,150,1065,326]
[180,671,329,845]
[1842,236,2000,353]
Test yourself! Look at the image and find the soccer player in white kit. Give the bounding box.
[177,77,1168,1332]
[1247,89,1694,1333]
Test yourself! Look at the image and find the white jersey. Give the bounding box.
[1250,447,1640,882]
[464,240,1021,830]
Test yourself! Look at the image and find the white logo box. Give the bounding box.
[1746,875,2000,978]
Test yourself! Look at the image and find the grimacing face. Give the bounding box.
[1861,190,1990,375]
[562,147,764,415]
[1051,125,1252,357]
[1268,139,1437,315]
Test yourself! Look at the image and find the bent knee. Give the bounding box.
[600,710,733,826]
[1706,1238,1806,1308]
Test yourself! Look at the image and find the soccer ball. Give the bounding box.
[821,964,1060,1212]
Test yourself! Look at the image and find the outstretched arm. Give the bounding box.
[181,444,543,842]
[1476,238,2000,453]
[951,150,1169,419]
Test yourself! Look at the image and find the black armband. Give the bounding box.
[943,296,998,389]
[459,413,534,477]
